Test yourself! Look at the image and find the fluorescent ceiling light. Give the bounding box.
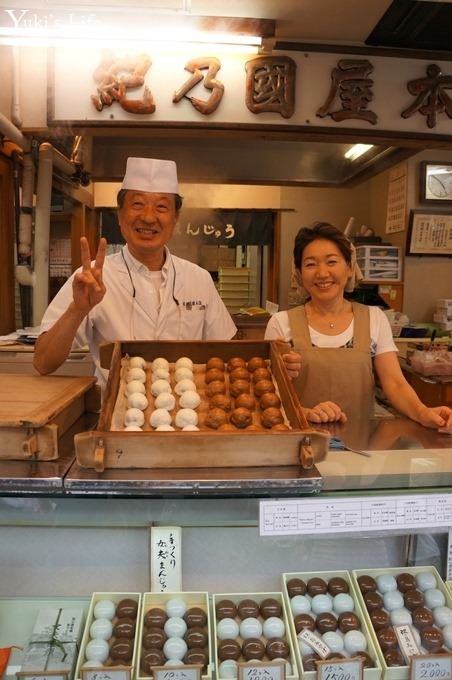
[0,12,271,48]
[344,144,374,161]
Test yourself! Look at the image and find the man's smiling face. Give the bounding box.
[118,190,178,267]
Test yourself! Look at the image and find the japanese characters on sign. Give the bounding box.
[402,64,452,129]
[316,59,377,125]
[245,56,296,118]
[317,657,363,680]
[89,50,452,128]
[238,660,285,680]
[410,654,452,680]
[407,211,452,256]
[51,47,452,133]
[154,664,202,680]
[172,57,224,115]
[177,210,274,246]
[150,527,182,593]
[394,624,421,663]
[82,669,130,680]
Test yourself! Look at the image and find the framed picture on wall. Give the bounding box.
[406,209,452,256]
[420,161,452,204]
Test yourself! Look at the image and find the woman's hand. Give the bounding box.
[303,401,347,424]
[416,405,452,430]
[282,351,301,379]
[72,237,107,314]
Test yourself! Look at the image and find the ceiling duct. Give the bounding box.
[366,0,452,53]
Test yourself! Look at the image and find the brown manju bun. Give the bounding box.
[218,423,237,432]
[253,367,272,383]
[259,392,281,410]
[230,407,252,428]
[210,394,232,411]
[247,356,267,372]
[205,408,228,429]
[229,380,250,398]
[254,379,276,397]
[235,393,256,410]
[261,407,284,428]
[205,368,225,384]
[206,357,225,371]
[227,357,246,372]
[229,367,250,383]
[206,380,226,397]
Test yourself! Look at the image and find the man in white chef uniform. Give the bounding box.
[33,157,237,391]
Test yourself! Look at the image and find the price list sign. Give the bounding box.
[259,494,452,536]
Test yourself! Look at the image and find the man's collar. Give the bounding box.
[123,245,171,278]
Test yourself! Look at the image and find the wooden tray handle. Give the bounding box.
[94,439,106,473]
[299,434,314,469]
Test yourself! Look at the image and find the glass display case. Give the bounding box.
[0,413,451,599]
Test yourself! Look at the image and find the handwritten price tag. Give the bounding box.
[81,668,131,680]
[19,675,68,680]
[317,657,363,680]
[238,660,285,680]
[154,665,202,680]
[410,654,452,680]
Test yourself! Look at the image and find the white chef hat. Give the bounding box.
[121,157,179,194]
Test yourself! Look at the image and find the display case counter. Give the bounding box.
[0,413,451,601]
[0,415,451,497]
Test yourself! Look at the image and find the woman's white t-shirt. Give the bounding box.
[264,305,397,357]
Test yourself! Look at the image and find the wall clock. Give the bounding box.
[420,161,452,203]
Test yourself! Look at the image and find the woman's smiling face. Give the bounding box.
[300,238,353,302]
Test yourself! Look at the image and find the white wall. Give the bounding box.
[278,183,371,309]
[368,150,452,322]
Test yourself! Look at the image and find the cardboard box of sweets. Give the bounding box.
[74,592,141,680]
[136,591,212,680]
[74,340,329,471]
[352,566,452,680]
[212,591,298,680]
[281,570,382,680]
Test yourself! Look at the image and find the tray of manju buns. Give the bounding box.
[212,592,298,680]
[136,592,212,680]
[74,340,330,471]
[352,566,452,679]
[281,571,382,680]
[74,592,142,680]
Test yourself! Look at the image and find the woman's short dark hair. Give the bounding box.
[117,189,183,211]
[293,221,352,269]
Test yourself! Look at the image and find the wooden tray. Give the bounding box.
[0,374,97,460]
[75,340,330,471]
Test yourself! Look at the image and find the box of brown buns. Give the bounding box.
[74,340,330,471]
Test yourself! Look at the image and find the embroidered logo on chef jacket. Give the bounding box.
[182,299,206,310]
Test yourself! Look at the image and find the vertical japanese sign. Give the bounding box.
[386,162,408,234]
[150,526,182,592]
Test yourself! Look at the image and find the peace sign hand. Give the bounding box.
[72,237,107,313]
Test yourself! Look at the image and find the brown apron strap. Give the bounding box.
[351,302,371,350]
[287,305,311,350]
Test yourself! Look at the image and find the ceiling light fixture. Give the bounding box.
[0,11,274,49]
[344,144,375,161]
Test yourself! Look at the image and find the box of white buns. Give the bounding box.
[74,592,141,680]
[74,340,330,471]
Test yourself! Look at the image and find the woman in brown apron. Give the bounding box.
[265,222,452,431]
